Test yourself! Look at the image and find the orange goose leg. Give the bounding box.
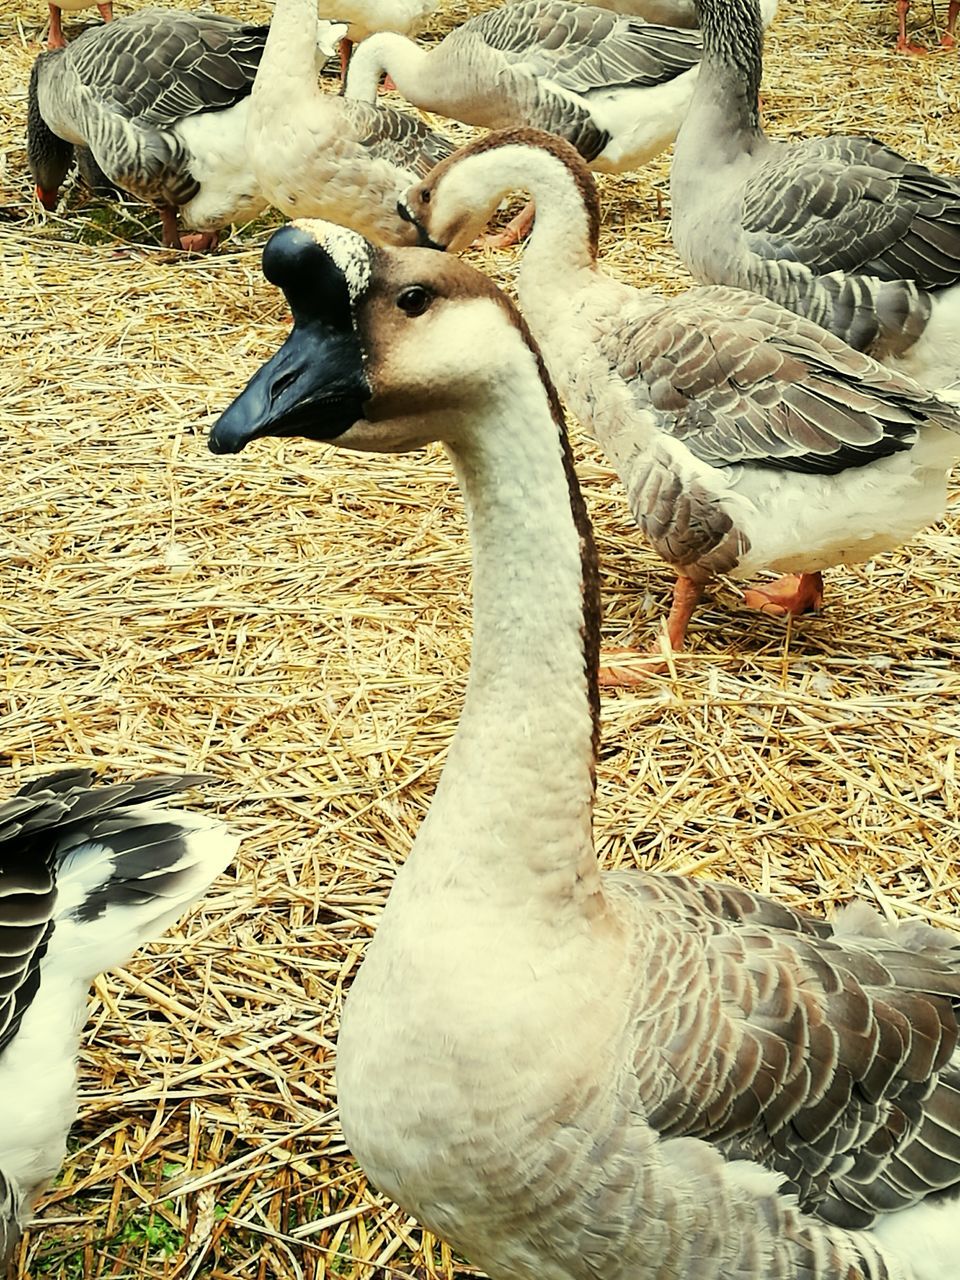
[896,0,928,52]
[942,0,958,45]
[598,577,701,686]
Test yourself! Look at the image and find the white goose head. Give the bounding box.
[209,217,568,457]
[398,127,601,260]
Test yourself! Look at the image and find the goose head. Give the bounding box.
[209,219,550,456]
[398,128,600,257]
[27,54,74,210]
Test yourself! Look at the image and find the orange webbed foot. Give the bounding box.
[742,572,824,617]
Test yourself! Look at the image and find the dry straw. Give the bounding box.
[1,0,959,1275]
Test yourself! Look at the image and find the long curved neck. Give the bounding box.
[345,32,426,103]
[405,350,603,921]
[258,0,322,96]
[687,0,764,148]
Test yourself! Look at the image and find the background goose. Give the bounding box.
[46,0,112,50]
[319,0,437,80]
[27,8,270,251]
[0,770,237,1272]
[398,129,960,668]
[249,0,453,246]
[210,217,960,1280]
[670,0,960,401]
[346,0,776,243]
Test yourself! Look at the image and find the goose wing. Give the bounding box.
[342,98,455,178]
[742,136,960,291]
[609,287,959,476]
[469,0,702,93]
[0,771,233,1056]
[63,8,268,126]
[620,873,960,1228]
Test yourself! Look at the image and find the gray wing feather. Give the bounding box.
[615,874,960,1234]
[63,8,267,126]
[0,771,209,1058]
[469,0,702,93]
[743,136,960,292]
[606,288,960,475]
[342,98,454,178]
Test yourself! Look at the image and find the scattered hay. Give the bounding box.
[1,0,959,1276]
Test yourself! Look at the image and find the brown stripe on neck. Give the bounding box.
[429,128,601,260]
[511,304,602,780]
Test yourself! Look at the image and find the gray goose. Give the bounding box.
[27,8,270,251]
[0,771,236,1271]
[670,0,960,401]
[209,215,960,1280]
[397,129,960,669]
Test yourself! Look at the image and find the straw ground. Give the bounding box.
[1,1,959,1276]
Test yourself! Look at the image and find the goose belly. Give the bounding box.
[588,69,699,173]
[175,102,266,230]
[728,443,956,578]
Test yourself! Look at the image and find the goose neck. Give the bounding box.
[259,0,323,87]
[346,33,424,103]
[410,365,603,916]
[691,0,764,140]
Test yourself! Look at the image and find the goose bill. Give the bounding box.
[208,323,369,455]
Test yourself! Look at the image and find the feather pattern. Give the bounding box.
[0,770,237,1272]
[26,8,270,238]
[670,0,960,395]
[345,0,715,174]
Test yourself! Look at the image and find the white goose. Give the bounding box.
[209,216,960,1280]
[670,0,960,401]
[0,770,237,1271]
[396,129,960,666]
[27,8,270,251]
[46,0,112,51]
[248,0,453,246]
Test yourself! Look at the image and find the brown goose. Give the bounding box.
[209,215,960,1280]
[397,129,960,669]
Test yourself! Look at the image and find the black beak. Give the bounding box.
[396,200,446,252]
[208,224,372,455]
[208,323,369,455]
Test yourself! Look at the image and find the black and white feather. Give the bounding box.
[0,770,237,1271]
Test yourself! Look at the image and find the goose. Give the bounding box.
[0,769,237,1272]
[670,0,960,401]
[395,129,960,669]
[27,8,272,251]
[248,0,453,247]
[208,216,960,1280]
[896,0,958,52]
[345,0,777,244]
[46,0,112,51]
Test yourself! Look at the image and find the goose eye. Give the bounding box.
[421,188,431,205]
[397,285,432,317]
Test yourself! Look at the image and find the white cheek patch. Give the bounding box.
[291,218,373,302]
